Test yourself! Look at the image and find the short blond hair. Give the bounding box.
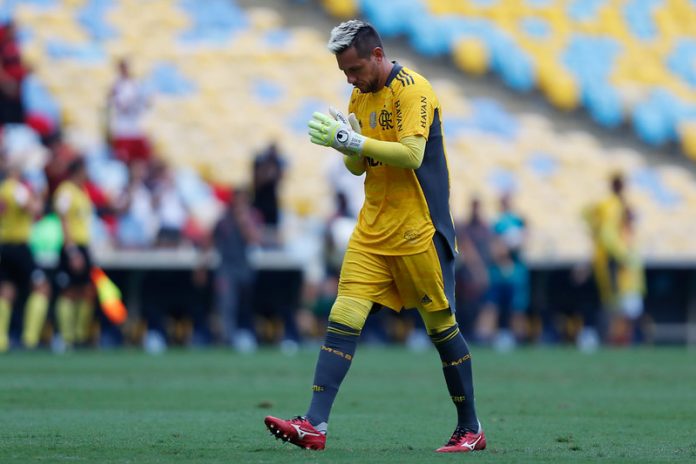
[327,20,383,57]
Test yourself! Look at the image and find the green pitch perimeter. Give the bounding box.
[1,347,695,463]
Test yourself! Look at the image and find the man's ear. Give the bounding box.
[372,47,385,62]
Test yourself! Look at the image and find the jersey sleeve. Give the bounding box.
[394,80,435,140]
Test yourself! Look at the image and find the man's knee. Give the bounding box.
[328,296,373,332]
[419,308,457,336]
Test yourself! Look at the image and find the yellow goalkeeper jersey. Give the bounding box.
[347,62,456,256]
[0,178,34,243]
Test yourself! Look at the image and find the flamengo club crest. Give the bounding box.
[379,109,393,129]
[370,111,377,129]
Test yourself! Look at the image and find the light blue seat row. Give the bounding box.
[351,0,696,154]
[178,0,248,44]
[632,90,696,146]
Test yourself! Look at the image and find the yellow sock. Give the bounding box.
[56,297,77,345]
[0,298,11,352]
[75,299,94,344]
[22,292,49,349]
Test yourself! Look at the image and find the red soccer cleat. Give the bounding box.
[264,415,326,450]
[435,425,486,453]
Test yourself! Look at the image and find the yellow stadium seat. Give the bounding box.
[247,7,284,31]
[452,38,489,76]
[321,0,359,19]
[540,64,579,111]
[679,122,696,161]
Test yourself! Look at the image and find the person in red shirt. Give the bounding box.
[0,21,28,125]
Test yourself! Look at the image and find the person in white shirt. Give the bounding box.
[107,58,151,164]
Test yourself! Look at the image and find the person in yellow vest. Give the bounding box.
[53,157,95,350]
[0,146,50,352]
[581,172,630,350]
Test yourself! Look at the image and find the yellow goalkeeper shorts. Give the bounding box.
[337,233,455,312]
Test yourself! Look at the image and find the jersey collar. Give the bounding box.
[384,61,403,88]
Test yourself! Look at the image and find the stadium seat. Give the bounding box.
[452,37,489,75]
[320,0,359,19]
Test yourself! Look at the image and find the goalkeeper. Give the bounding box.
[264,20,485,453]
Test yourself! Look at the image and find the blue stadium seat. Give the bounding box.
[667,39,696,89]
[632,92,678,146]
[146,62,196,96]
[179,0,248,44]
[77,0,117,41]
[468,98,519,139]
[566,0,606,22]
[497,45,535,92]
[631,167,682,207]
[21,75,61,124]
[358,0,425,38]
[623,0,661,41]
[582,83,624,128]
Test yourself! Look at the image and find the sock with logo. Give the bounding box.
[430,324,479,431]
[0,298,11,352]
[305,321,360,431]
[22,292,49,348]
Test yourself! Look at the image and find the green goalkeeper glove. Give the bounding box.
[328,107,363,156]
[308,110,365,154]
[329,107,362,134]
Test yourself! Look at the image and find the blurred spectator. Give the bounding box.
[43,135,78,201]
[479,237,530,349]
[140,265,210,353]
[475,192,529,349]
[326,155,364,219]
[106,58,151,164]
[325,192,355,276]
[0,21,28,125]
[297,276,338,343]
[0,133,50,351]
[189,258,213,347]
[454,197,493,338]
[540,261,595,345]
[252,141,285,245]
[114,159,158,248]
[25,113,57,145]
[277,198,326,351]
[151,164,187,248]
[492,193,527,264]
[295,193,352,342]
[53,157,95,351]
[211,187,260,351]
[85,178,118,239]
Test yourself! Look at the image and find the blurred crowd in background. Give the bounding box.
[3,0,693,354]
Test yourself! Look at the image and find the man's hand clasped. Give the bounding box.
[308,107,364,155]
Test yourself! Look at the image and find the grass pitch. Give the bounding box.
[1,346,695,463]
